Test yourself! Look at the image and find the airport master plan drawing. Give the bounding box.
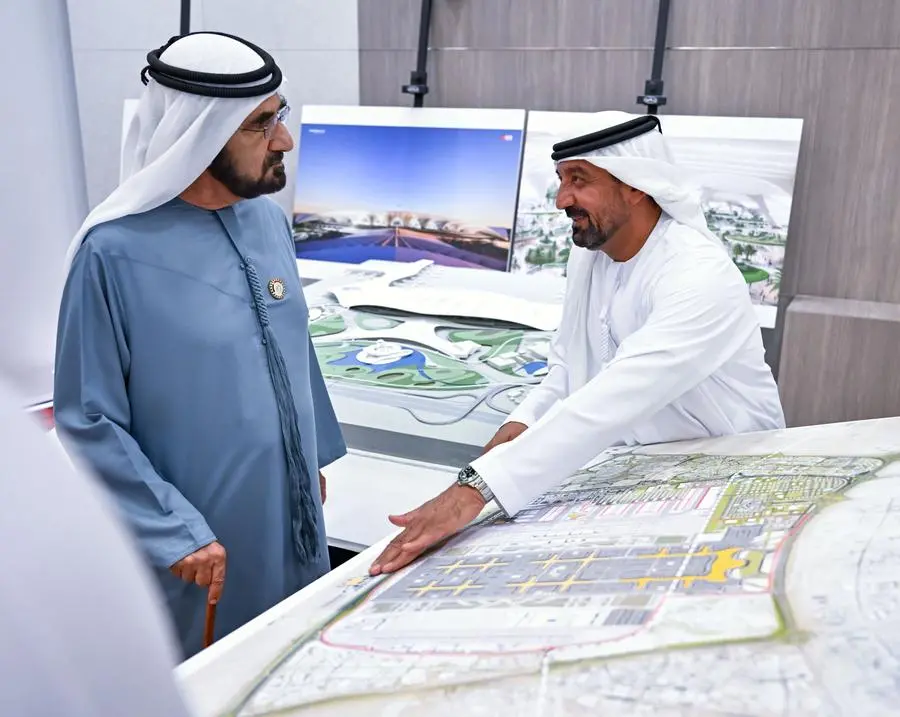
[211,437,900,717]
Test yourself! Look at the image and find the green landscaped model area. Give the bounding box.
[308,312,346,338]
[309,309,405,339]
[355,313,403,331]
[316,339,489,390]
[309,304,551,391]
[447,327,523,354]
[446,327,550,379]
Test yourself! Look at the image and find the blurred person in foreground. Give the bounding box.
[54,31,346,658]
[370,111,785,575]
[0,379,193,716]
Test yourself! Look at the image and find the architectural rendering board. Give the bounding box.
[178,416,900,717]
[300,259,565,450]
[513,111,804,329]
[292,106,526,271]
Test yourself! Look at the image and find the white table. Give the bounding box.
[322,449,457,551]
[178,416,900,717]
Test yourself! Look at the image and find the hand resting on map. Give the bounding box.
[369,484,486,575]
[368,421,527,575]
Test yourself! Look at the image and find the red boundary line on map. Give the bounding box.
[318,511,810,658]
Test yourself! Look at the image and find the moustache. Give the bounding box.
[565,207,589,220]
[266,152,285,168]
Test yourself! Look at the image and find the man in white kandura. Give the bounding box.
[370,111,786,575]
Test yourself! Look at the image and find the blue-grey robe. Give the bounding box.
[53,196,346,659]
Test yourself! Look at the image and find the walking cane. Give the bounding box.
[203,589,217,649]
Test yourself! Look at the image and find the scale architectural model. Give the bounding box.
[178,417,900,717]
[302,259,564,449]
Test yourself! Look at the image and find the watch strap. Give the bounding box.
[457,465,494,503]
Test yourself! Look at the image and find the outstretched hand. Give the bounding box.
[369,484,486,576]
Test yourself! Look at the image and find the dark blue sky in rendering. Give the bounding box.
[293,123,524,229]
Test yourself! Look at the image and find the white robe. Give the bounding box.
[470,214,785,517]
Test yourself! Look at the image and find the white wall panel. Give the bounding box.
[195,0,358,51]
[270,49,361,217]
[71,50,147,208]
[67,0,181,50]
[66,0,360,212]
[0,0,88,403]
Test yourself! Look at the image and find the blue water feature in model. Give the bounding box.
[522,360,548,375]
[329,345,430,378]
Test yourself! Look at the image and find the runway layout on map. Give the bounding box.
[221,449,900,717]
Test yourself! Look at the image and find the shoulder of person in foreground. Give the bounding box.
[0,379,194,717]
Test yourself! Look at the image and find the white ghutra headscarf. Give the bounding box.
[545,110,727,394]
[64,32,285,273]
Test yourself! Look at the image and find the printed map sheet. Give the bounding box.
[179,417,900,717]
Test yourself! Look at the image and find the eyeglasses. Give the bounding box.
[240,102,291,141]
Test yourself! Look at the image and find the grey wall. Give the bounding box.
[359,0,900,427]
[0,0,88,404]
[67,0,360,218]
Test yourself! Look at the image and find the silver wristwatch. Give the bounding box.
[456,464,494,503]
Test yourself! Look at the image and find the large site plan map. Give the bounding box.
[207,440,900,717]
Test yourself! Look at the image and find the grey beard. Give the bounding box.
[572,222,609,250]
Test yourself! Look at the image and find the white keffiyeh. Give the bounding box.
[538,110,727,396]
[63,33,285,273]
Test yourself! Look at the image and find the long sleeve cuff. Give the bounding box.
[470,441,533,518]
[505,403,538,427]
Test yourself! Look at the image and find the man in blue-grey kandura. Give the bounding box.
[53,31,346,659]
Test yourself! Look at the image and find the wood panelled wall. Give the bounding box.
[358,0,900,427]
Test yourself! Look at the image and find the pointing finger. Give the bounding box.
[370,520,424,573]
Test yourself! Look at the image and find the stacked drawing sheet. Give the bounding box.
[177,416,900,717]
